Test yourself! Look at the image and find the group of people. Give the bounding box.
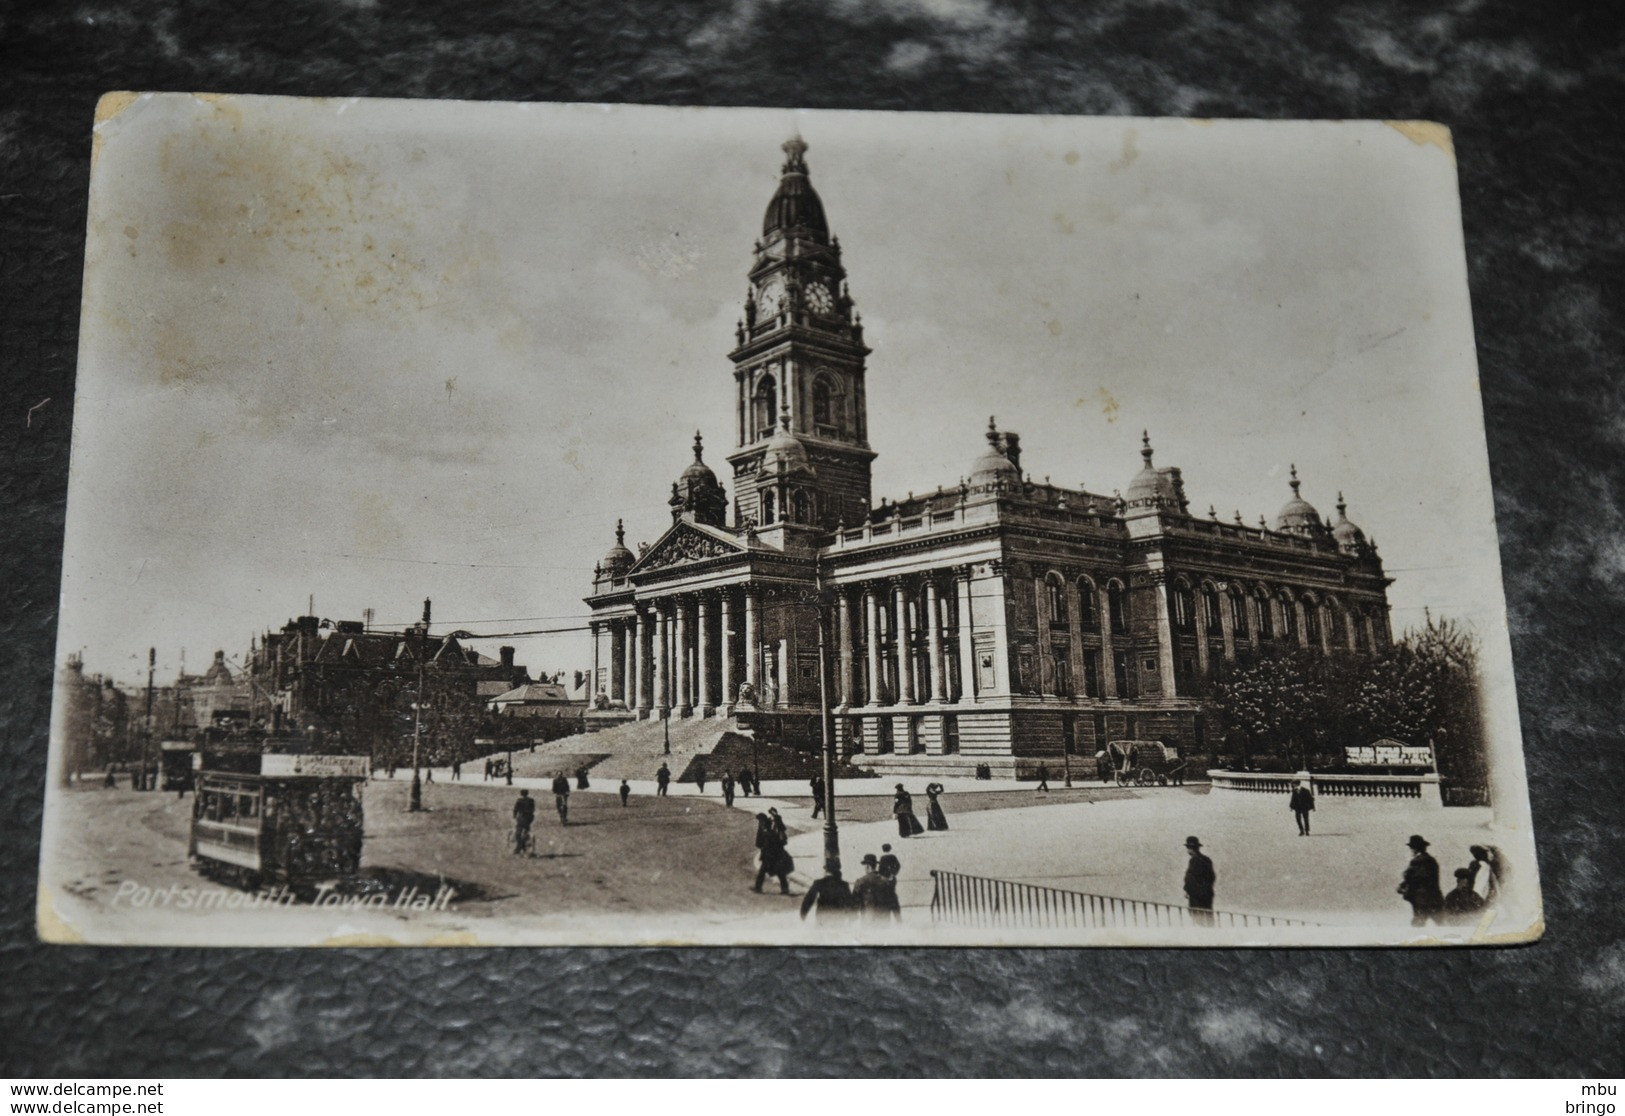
[798,843,906,923]
[891,783,949,837]
[1398,835,1504,926]
[653,762,762,799]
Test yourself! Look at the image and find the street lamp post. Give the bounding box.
[814,592,841,879]
[409,660,424,812]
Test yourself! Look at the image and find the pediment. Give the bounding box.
[630,521,746,574]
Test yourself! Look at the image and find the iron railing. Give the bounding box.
[929,869,1313,931]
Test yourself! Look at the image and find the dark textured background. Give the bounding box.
[2,0,1622,1078]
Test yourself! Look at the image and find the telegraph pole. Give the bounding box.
[410,658,424,812]
[815,594,841,880]
[143,648,155,791]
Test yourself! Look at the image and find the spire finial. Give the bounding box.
[1234,510,1244,526]
[1336,491,1347,518]
[615,518,625,546]
[693,430,704,462]
[986,416,1000,448]
[1141,429,1154,467]
[781,134,808,174]
[1289,464,1301,497]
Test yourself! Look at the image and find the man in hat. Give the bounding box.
[1289,781,1315,836]
[852,854,902,922]
[1398,834,1445,926]
[1442,867,1485,923]
[799,870,855,923]
[1183,836,1216,926]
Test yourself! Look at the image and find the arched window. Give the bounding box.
[753,375,778,441]
[1172,579,1195,632]
[1327,599,1345,649]
[1303,595,1322,647]
[812,377,840,437]
[1107,581,1128,635]
[1202,584,1223,637]
[1280,592,1299,641]
[1255,588,1274,641]
[760,489,776,525]
[1045,572,1067,627]
[1076,577,1098,629]
[1229,586,1250,641]
[791,489,811,524]
[1353,608,1370,651]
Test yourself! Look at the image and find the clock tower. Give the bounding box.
[727,136,875,535]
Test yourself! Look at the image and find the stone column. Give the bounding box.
[1194,597,1211,678]
[590,621,601,701]
[623,619,635,704]
[744,588,760,694]
[864,585,884,706]
[633,610,647,715]
[1295,599,1310,649]
[1151,573,1178,697]
[654,602,670,716]
[893,581,914,705]
[674,597,692,717]
[837,589,855,708]
[696,594,713,716]
[719,591,734,713]
[926,579,947,703]
[982,563,1013,696]
[955,572,975,703]
[777,639,790,707]
[1098,583,1118,699]
[1319,603,1334,655]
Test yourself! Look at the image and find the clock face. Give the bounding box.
[757,279,784,311]
[805,281,835,315]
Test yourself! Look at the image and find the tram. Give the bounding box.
[159,740,196,793]
[189,753,368,890]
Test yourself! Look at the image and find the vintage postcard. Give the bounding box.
[40,95,1540,945]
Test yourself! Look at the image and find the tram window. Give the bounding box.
[221,794,237,820]
[204,792,222,821]
[240,795,259,819]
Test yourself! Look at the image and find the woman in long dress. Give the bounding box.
[924,781,949,831]
[893,784,925,837]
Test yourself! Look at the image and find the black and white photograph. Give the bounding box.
[39,95,1540,946]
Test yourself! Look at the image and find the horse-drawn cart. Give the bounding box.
[1096,739,1186,787]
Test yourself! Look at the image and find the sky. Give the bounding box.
[60,95,1503,688]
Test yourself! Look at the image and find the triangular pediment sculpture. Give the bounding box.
[629,521,746,574]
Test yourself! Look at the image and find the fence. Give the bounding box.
[929,869,1312,931]
[1208,769,1443,807]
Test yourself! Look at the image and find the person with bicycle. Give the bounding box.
[551,771,571,825]
[511,789,536,855]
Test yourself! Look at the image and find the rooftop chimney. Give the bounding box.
[422,598,432,627]
[500,646,515,670]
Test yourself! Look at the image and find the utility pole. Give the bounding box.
[815,592,841,880]
[410,658,424,812]
[143,648,155,791]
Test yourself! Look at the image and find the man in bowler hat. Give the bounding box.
[1398,834,1445,926]
[1183,836,1216,926]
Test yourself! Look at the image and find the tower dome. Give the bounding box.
[1331,492,1370,555]
[968,416,1021,486]
[600,519,634,576]
[671,431,729,526]
[762,135,829,240]
[1275,465,1324,535]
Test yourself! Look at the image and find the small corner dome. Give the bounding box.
[680,430,718,485]
[601,520,634,572]
[1275,466,1323,532]
[762,135,828,239]
[1331,493,1368,552]
[762,413,813,474]
[1123,431,1177,508]
[969,418,1021,485]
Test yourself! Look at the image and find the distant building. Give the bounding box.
[583,137,1393,777]
[244,600,531,765]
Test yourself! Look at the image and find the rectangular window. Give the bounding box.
[1113,651,1131,698]
[1052,646,1073,697]
[1062,713,1076,755]
[1082,649,1100,698]
[908,716,923,754]
[942,714,959,754]
[876,717,894,754]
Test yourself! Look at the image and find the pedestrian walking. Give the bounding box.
[551,771,571,825]
[721,771,735,807]
[452,760,462,781]
[892,785,925,838]
[424,766,434,783]
[511,789,536,855]
[1289,781,1315,836]
[576,765,590,791]
[1443,868,1485,923]
[736,768,752,797]
[484,759,492,782]
[1468,844,1503,903]
[799,871,854,922]
[878,844,900,880]
[695,763,707,793]
[619,779,631,807]
[1183,836,1216,926]
[767,807,788,844]
[852,854,902,922]
[753,813,793,895]
[656,762,671,797]
[924,782,949,831]
[810,774,825,818]
[1398,835,1444,926]
[1035,764,1050,793]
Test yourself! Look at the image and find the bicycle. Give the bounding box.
[510,821,534,856]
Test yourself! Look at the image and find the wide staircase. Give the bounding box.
[475,717,876,784]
